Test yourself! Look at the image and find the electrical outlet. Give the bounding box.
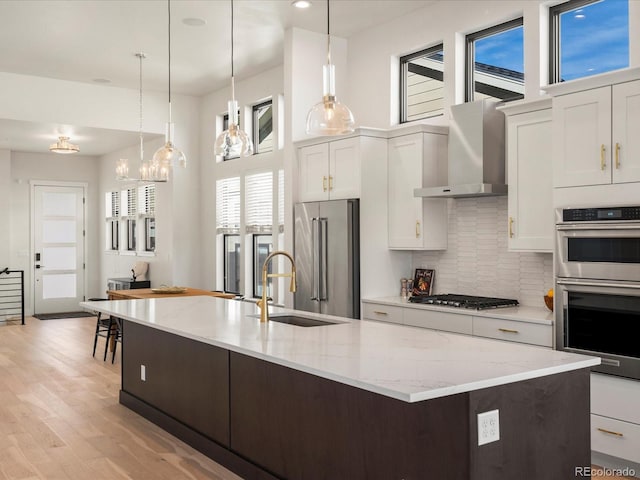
[477,409,500,446]
[140,365,146,382]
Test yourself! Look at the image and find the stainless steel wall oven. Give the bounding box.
[556,206,640,380]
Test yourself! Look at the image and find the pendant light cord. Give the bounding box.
[230,0,235,101]
[138,53,144,163]
[326,0,331,65]
[167,0,172,123]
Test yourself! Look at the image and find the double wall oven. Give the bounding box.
[556,206,640,380]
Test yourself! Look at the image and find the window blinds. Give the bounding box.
[138,184,155,216]
[105,191,120,218]
[278,169,284,233]
[216,177,241,234]
[245,172,273,234]
[121,188,137,217]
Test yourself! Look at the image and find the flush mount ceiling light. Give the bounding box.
[292,0,312,8]
[214,0,253,158]
[152,0,186,173]
[305,0,354,136]
[49,136,79,154]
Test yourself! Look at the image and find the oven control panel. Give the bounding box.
[562,206,640,222]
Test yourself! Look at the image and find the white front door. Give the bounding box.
[33,185,85,314]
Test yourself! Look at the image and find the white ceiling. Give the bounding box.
[0,0,431,156]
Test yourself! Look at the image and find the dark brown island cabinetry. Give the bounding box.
[120,320,590,480]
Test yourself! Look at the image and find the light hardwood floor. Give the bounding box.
[0,317,636,480]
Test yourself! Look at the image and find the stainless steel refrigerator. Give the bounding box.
[294,199,360,319]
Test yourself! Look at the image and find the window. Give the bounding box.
[466,18,524,102]
[216,177,241,293]
[121,187,137,252]
[222,110,241,161]
[246,172,274,297]
[400,44,444,123]
[252,100,273,154]
[138,184,156,252]
[105,191,119,251]
[549,0,629,84]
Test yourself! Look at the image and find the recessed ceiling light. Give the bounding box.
[92,78,111,84]
[183,17,206,27]
[292,0,312,8]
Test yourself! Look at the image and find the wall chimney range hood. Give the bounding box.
[415,98,506,198]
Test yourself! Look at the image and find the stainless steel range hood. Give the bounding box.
[415,98,506,198]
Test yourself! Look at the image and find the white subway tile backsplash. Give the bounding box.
[411,197,553,307]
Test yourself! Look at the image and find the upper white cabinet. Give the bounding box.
[298,136,360,202]
[500,100,553,252]
[549,76,640,188]
[387,128,448,250]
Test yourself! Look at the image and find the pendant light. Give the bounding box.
[305,0,354,136]
[214,0,253,157]
[50,136,79,154]
[152,0,186,171]
[117,53,168,182]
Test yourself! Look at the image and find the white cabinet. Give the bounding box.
[591,373,640,464]
[551,79,640,188]
[362,303,403,324]
[501,101,553,252]
[298,136,360,202]
[472,316,552,347]
[387,131,448,250]
[404,308,472,335]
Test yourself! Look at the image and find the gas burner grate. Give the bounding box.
[408,294,519,310]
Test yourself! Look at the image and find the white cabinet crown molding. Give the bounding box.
[543,66,640,97]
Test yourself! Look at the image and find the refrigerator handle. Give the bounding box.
[319,218,328,301]
[311,218,319,301]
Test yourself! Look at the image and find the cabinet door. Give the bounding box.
[612,79,640,184]
[388,134,424,249]
[298,143,329,202]
[329,137,360,199]
[552,86,611,187]
[507,109,553,252]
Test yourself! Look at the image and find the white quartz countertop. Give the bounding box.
[81,296,596,403]
[363,297,554,325]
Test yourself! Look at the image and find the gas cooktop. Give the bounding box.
[408,294,519,310]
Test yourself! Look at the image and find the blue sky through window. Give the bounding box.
[559,0,629,81]
[475,26,524,76]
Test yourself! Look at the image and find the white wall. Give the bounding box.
[0,149,10,268]
[10,151,100,313]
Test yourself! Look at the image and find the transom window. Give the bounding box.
[466,18,524,102]
[549,0,629,84]
[253,100,274,154]
[400,44,444,123]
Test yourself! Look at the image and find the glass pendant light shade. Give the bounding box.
[153,121,186,168]
[115,158,129,180]
[215,98,253,157]
[306,64,354,135]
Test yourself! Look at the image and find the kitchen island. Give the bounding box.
[81,296,599,480]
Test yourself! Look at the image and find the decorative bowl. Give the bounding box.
[543,295,554,312]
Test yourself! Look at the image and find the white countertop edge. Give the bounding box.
[363,297,554,325]
[83,299,594,403]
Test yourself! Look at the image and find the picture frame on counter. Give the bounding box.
[412,268,435,296]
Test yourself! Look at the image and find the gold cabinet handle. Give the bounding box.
[615,142,620,169]
[508,217,514,238]
[329,175,333,191]
[373,311,388,316]
[498,328,519,334]
[597,427,624,437]
[322,176,327,192]
[415,221,421,238]
[600,144,606,170]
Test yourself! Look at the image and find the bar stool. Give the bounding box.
[89,298,115,361]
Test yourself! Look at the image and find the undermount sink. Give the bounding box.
[267,315,338,327]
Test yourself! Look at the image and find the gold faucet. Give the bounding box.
[257,251,296,322]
